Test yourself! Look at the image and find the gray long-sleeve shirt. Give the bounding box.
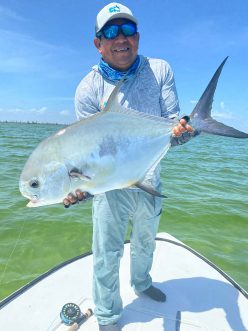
[74,55,180,188]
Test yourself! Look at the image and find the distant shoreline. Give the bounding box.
[0,120,68,125]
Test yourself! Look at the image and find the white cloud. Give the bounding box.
[212,101,234,120]
[0,106,75,124]
[188,99,236,123]
[45,97,74,102]
[6,107,47,115]
[30,107,48,114]
[212,111,234,120]
[59,110,70,116]
[8,108,24,113]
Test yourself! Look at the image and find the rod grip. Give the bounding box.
[67,309,93,331]
[67,322,79,331]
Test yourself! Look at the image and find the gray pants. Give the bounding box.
[92,188,162,325]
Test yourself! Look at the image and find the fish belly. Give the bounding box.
[64,112,173,194]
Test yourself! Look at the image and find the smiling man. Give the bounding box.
[68,3,193,331]
[94,18,139,71]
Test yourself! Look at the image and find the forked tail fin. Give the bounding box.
[190,57,248,138]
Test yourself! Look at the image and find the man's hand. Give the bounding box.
[172,117,193,136]
[171,116,198,146]
[63,190,93,208]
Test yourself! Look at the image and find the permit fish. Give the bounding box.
[19,57,248,207]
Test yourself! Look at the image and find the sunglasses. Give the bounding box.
[97,22,137,40]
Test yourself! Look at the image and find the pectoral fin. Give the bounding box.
[135,182,167,198]
[69,169,91,181]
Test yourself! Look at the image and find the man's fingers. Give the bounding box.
[63,198,71,208]
[179,118,188,126]
[172,126,181,136]
[75,189,87,201]
[63,191,93,208]
[173,119,194,137]
[63,193,77,208]
[180,117,194,132]
[184,123,194,132]
[67,193,78,204]
[173,124,186,136]
[178,123,187,133]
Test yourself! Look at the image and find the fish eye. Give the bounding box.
[29,179,39,188]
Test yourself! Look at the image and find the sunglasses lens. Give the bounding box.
[102,23,137,39]
[121,23,136,37]
[103,25,119,39]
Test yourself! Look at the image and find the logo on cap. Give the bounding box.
[109,5,120,13]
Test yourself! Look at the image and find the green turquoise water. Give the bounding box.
[0,122,247,301]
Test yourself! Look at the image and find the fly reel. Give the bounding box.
[60,303,81,325]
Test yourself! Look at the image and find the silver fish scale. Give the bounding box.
[19,108,173,207]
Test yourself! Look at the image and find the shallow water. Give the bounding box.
[0,122,247,300]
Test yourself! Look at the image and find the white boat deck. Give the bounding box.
[0,232,247,331]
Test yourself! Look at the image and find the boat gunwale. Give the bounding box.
[1,236,247,309]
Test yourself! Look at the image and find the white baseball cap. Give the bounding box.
[95,2,138,35]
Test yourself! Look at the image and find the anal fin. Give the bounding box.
[135,182,167,198]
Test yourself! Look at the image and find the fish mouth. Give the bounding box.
[26,199,47,208]
[26,197,40,207]
[19,189,39,207]
[27,200,38,208]
[26,198,63,208]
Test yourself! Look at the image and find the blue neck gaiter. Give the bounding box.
[98,55,140,82]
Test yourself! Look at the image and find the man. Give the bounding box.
[64,3,193,331]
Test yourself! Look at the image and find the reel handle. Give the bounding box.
[67,309,93,331]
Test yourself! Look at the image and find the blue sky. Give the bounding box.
[0,0,247,132]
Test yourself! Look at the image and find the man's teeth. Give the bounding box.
[115,48,128,52]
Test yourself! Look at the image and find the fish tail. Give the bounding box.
[190,57,248,139]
